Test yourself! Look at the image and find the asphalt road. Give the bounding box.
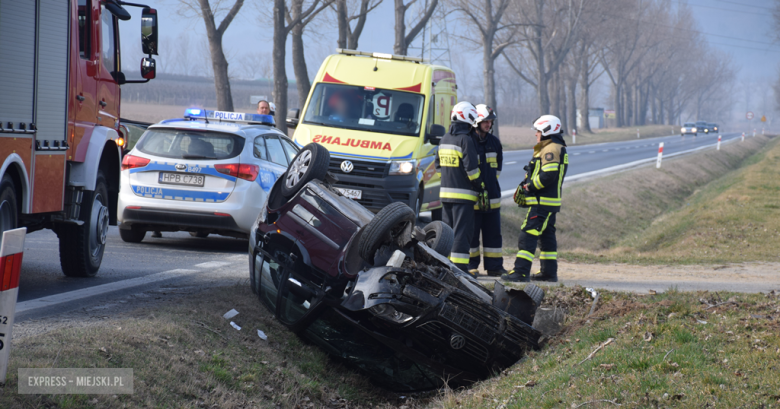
[13,131,754,318]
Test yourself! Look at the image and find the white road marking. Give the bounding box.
[573,152,581,155]
[602,149,610,152]
[16,269,199,313]
[194,261,233,269]
[588,151,596,154]
[505,161,517,165]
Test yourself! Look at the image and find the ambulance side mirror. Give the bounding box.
[427,124,445,145]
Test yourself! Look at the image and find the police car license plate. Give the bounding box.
[159,172,205,187]
[336,188,362,200]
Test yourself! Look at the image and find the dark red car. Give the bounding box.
[248,143,544,391]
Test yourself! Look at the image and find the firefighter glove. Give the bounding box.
[477,189,490,211]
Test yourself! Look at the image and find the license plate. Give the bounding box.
[159,172,205,187]
[336,187,362,200]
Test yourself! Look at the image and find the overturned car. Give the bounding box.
[248,143,544,391]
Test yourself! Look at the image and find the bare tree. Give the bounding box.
[239,52,272,80]
[273,0,332,133]
[334,0,383,49]
[393,0,439,55]
[178,0,244,110]
[288,0,334,110]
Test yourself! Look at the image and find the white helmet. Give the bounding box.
[474,104,496,127]
[533,115,562,137]
[451,101,478,125]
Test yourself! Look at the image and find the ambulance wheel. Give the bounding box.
[281,143,330,199]
[359,202,416,265]
[0,175,19,247]
[423,221,454,257]
[120,228,146,243]
[59,171,109,277]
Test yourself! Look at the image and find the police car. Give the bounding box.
[117,109,298,242]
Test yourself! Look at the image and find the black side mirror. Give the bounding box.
[427,124,445,145]
[105,0,131,20]
[111,71,126,85]
[141,57,156,79]
[141,8,158,55]
[286,109,300,129]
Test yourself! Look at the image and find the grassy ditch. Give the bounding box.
[500,125,674,150]
[433,285,780,408]
[500,135,773,264]
[0,285,407,409]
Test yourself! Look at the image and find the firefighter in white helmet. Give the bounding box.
[468,104,507,277]
[503,115,568,282]
[435,101,485,276]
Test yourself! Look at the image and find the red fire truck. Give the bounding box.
[0,0,159,277]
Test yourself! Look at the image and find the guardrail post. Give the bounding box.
[753,129,756,137]
[742,132,745,142]
[656,142,664,168]
[572,129,576,144]
[637,128,640,139]
[717,135,722,150]
[0,227,26,383]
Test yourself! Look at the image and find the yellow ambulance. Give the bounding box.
[289,49,458,217]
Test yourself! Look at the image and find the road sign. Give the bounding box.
[0,227,26,383]
[761,115,766,122]
[746,111,754,120]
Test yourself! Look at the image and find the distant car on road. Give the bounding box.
[710,123,720,134]
[681,122,698,136]
[696,121,710,134]
[117,109,298,242]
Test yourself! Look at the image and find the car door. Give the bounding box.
[252,133,289,192]
[96,4,119,129]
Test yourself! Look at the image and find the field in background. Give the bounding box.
[500,135,772,263]
[499,124,677,150]
[122,103,221,124]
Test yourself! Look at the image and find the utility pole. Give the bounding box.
[408,0,452,67]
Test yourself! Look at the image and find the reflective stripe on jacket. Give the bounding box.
[524,134,568,212]
[472,131,502,211]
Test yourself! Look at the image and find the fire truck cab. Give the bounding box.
[0,0,159,277]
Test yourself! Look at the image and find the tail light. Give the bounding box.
[215,164,259,181]
[122,154,150,171]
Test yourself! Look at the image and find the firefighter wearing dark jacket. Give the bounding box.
[502,115,568,283]
[436,101,485,275]
[468,104,507,277]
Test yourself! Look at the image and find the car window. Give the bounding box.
[253,136,268,161]
[281,137,299,163]
[136,129,245,159]
[265,135,288,166]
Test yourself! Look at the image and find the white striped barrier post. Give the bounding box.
[637,129,640,139]
[656,142,664,168]
[753,129,756,137]
[742,132,745,142]
[0,227,26,383]
[572,129,576,144]
[717,135,722,150]
[762,128,765,135]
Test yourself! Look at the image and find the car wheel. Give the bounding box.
[189,231,209,238]
[59,170,110,277]
[358,202,416,265]
[119,228,146,243]
[414,186,423,219]
[0,175,19,247]
[422,221,454,257]
[280,143,330,199]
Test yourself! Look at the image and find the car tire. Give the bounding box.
[119,228,146,243]
[359,202,416,265]
[59,171,110,277]
[422,221,454,257]
[524,283,545,306]
[414,186,423,219]
[0,175,19,247]
[280,143,330,199]
[189,231,209,238]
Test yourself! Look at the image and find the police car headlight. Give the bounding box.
[389,160,416,175]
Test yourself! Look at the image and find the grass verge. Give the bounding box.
[433,286,780,408]
[499,125,674,150]
[500,135,773,264]
[0,285,406,409]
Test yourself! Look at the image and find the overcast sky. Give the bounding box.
[119,0,780,116]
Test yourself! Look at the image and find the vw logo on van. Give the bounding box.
[450,333,466,350]
[340,160,354,173]
[175,164,186,171]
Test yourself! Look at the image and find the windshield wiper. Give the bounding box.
[182,154,215,159]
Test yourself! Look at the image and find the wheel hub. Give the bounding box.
[286,150,311,189]
[89,194,109,258]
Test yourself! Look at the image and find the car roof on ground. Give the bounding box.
[148,118,283,138]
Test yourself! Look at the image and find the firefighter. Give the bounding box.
[468,104,507,277]
[436,101,485,276]
[502,115,568,282]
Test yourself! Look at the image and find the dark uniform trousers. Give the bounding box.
[443,202,474,273]
[469,211,503,271]
[513,206,558,277]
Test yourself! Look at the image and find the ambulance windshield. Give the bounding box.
[302,83,425,137]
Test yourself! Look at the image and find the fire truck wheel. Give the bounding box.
[0,175,19,245]
[59,171,110,277]
[119,228,146,243]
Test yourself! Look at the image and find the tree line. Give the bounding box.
[173,0,735,134]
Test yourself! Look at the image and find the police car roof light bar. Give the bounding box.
[183,109,275,126]
[336,49,426,64]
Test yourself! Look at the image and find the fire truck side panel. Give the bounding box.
[0,0,36,128]
[30,0,72,213]
[96,5,120,130]
[69,0,99,161]
[68,126,119,191]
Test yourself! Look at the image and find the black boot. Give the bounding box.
[501,269,530,282]
[487,267,508,277]
[530,270,557,282]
